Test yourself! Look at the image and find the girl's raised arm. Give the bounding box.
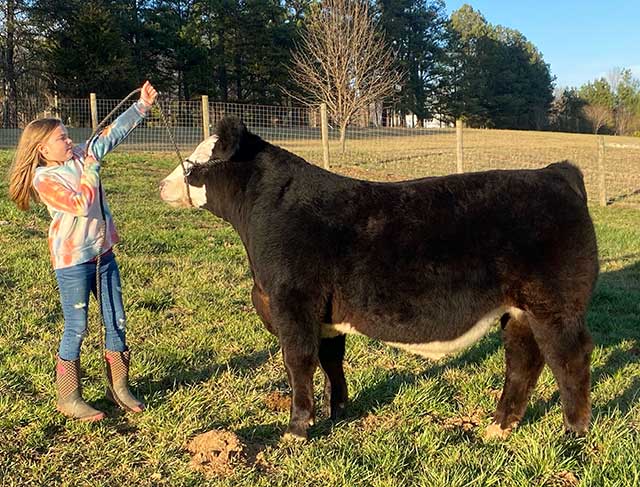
[86,81,158,161]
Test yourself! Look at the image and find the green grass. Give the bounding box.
[1,150,640,486]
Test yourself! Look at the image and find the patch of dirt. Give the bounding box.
[186,429,273,478]
[545,471,579,487]
[264,391,291,412]
[187,430,244,477]
[488,388,503,401]
[361,412,399,432]
[442,410,485,432]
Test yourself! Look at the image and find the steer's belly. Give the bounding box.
[321,306,522,360]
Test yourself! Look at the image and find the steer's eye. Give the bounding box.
[185,164,208,187]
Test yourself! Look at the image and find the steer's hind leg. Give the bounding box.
[486,313,544,439]
[530,315,593,435]
[319,334,348,420]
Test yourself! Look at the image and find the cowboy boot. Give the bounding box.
[105,349,145,413]
[55,356,106,421]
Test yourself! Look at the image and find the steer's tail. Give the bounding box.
[547,160,588,202]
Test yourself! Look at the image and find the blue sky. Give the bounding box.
[444,0,640,90]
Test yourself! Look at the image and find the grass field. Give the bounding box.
[1,146,640,487]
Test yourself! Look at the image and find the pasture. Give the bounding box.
[1,132,640,486]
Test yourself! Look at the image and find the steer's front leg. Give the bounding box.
[281,341,318,440]
[273,296,321,441]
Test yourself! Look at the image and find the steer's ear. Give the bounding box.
[212,116,246,161]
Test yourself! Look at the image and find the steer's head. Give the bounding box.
[158,135,218,208]
[160,117,259,210]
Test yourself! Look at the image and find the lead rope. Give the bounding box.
[155,100,194,207]
[87,87,144,399]
[88,88,191,401]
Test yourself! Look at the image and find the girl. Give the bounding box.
[8,81,158,421]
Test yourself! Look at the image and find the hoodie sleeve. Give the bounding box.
[86,100,151,161]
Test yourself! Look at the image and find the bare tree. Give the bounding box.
[583,104,613,135]
[607,67,623,96]
[288,0,403,153]
[615,106,635,136]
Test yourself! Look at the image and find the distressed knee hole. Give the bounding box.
[74,302,87,309]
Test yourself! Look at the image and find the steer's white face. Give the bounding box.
[159,135,218,208]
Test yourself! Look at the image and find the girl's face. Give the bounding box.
[38,124,73,164]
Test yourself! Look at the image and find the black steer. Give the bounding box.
[159,117,599,440]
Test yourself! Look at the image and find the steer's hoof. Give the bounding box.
[282,430,308,442]
[329,402,347,421]
[282,420,311,442]
[564,416,589,437]
[484,422,514,441]
[564,425,589,437]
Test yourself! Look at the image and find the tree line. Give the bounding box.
[2,0,639,135]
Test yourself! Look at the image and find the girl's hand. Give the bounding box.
[139,81,158,107]
[85,154,99,167]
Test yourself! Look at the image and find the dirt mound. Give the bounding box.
[186,429,273,477]
[186,429,245,477]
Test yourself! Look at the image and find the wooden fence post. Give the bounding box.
[456,118,464,174]
[597,135,606,206]
[90,93,98,131]
[202,95,210,139]
[320,103,330,169]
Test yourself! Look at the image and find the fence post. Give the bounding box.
[90,93,98,131]
[320,103,330,169]
[597,135,606,206]
[202,95,210,139]
[456,118,464,174]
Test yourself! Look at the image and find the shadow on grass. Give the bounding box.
[290,333,504,440]
[136,345,279,398]
[340,332,502,422]
[585,257,640,414]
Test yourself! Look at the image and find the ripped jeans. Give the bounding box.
[55,251,127,361]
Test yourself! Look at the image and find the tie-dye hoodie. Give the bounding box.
[32,101,150,269]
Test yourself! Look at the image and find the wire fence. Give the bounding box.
[1,96,640,207]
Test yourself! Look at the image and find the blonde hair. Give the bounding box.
[8,118,62,211]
